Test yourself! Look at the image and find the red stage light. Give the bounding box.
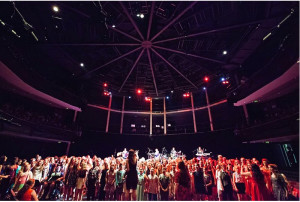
[222,80,229,85]
[204,76,209,82]
[145,97,151,102]
[137,89,142,94]
[103,83,108,87]
[183,93,190,98]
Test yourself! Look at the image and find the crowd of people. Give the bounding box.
[0,102,73,130]
[0,150,299,201]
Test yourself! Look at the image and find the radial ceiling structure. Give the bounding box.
[0,1,298,98]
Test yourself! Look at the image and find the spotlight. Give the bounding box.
[112,25,116,28]
[222,81,229,85]
[140,14,144,18]
[80,63,84,67]
[128,96,132,99]
[145,97,151,102]
[137,14,140,17]
[221,77,225,82]
[137,89,142,95]
[166,96,169,100]
[223,50,227,55]
[103,83,108,87]
[171,90,174,93]
[204,76,209,82]
[183,93,190,98]
[203,87,206,90]
[53,6,59,12]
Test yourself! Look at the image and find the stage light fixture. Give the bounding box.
[137,89,142,94]
[203,87,206,90]
[80,63,84,67]
[166,96,169,100]
[171,90,174,93]
[223,50,227,55]
[53,6,59,12]
[145,97,151,102]
[103,83,108,87]
[221,77,225,82]
[112,25,116,28]
[204,76,209,82]
[137,14,140,17]
[183,93,190,98]
[128,96,132,99]
[140,14,144,18]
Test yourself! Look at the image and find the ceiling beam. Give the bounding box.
[147,1,155,40]
[119,48,145,92]
[109,26,142,43]
[85,47,142,75]
[150,1,198,42]
[147,48,159,96]
[153,45,225,64]
[153,18,279,44]
[119,2,145,41]
[151,48,198,89]
[43,43,140,46]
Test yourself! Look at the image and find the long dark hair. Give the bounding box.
[128,149,136,165]
[251,164,264,182]
[16,179,35,200]
[177,161,190,188]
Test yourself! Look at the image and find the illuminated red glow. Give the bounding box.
[183,93,190,98]
[204,76,209,82]
[222,80,229,84]
[145,97,151,102]
[137,89,142,94]
[103,91,110,96]
[103,83,108,87]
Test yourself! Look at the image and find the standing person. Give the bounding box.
[193,163,206,200]
[261,159,272,193]
[16,179,38,201]
[215,165,223,201]
[232,166,246,201]
[98,162,108,201]
[174,161,191,201]
[124,149,138,201]
[137,167,147,201]
[86,161,100,201]
[31,160,44,196]
[241,164,271,201]
[13,163,33,192]
[147,168,159,201]
[269,164,288,201]
[219,164,234,201]
[115,164,125,201]
[63,158,77,201]
[74,163,87,201]
[104,164,116,200]
[169,165,176,200]
[159,167,170,201]
[203,167,213,201]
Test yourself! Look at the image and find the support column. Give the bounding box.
[73,111,78,122]
[120,96,125,134]
[243,104,250,125]
[150,99,153,135]
[205,89,214,131]
[66,141,71,156]
[105,94,112,133]
[163,97,167,135]
[191,92,197,133]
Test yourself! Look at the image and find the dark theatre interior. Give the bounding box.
[0,1,299,201]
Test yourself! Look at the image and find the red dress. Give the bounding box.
[261,169,273,193]
[250,173,271,201]
[21,189,34,201]
[175,171,192,201]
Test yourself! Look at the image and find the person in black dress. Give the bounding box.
[124,149,138,201]
[98,162,108,201]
